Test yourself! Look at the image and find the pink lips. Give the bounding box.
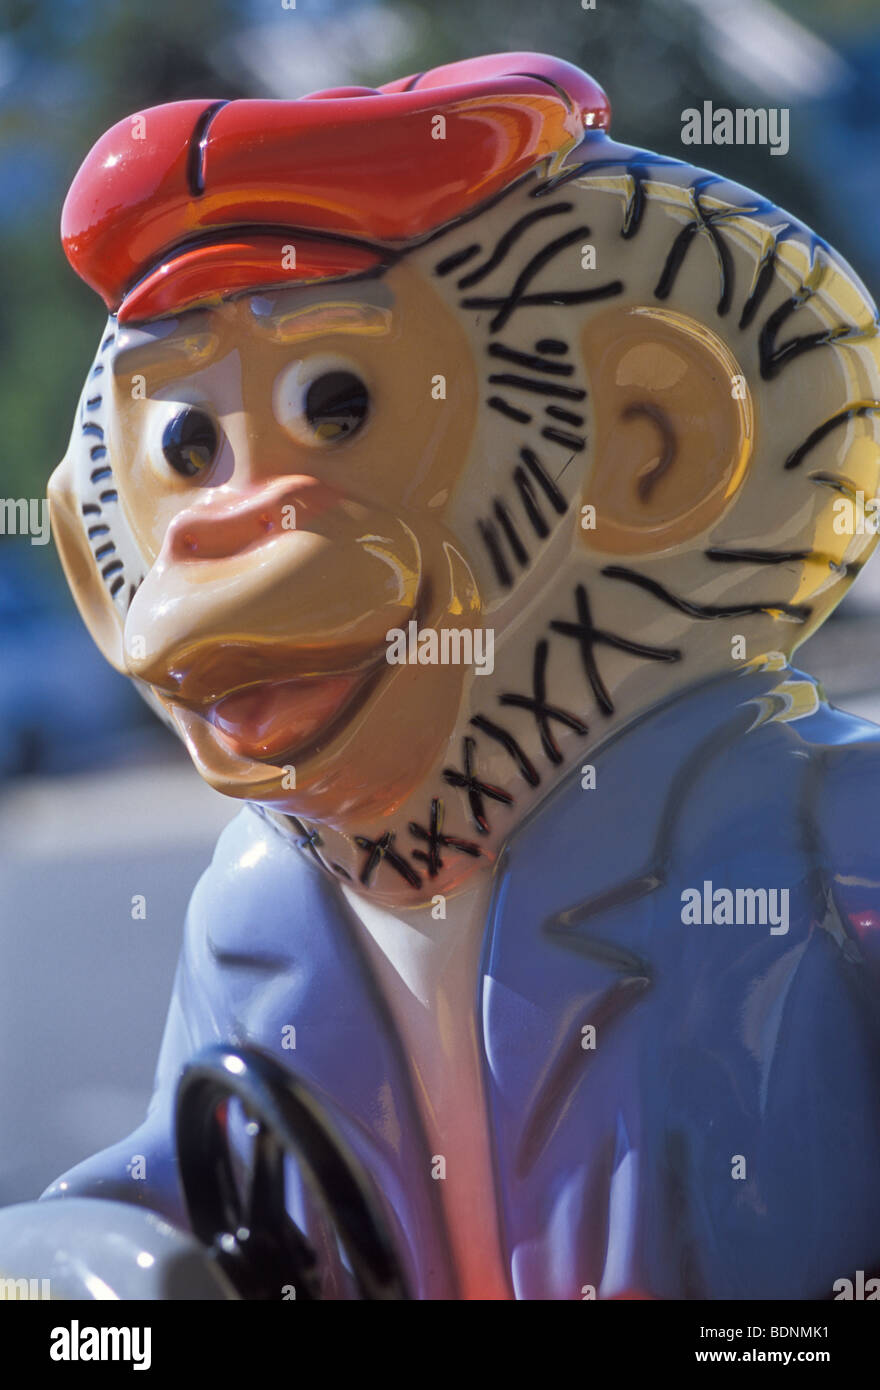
[208,672,364,760]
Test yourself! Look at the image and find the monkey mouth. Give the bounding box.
[159,583,432,783]
[203,669,372,762]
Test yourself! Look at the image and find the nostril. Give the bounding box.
[168,514,260,562]
[164,475,337,563]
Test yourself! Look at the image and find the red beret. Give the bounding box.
[61,52,610,323]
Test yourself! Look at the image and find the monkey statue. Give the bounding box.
[30,52,880,1298]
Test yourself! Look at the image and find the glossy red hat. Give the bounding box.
[61,52,610,323]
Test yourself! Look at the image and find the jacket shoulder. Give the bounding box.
[186,807,342,964]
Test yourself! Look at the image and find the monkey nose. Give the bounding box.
[165,474,339,563]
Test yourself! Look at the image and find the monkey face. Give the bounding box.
[50,142,880,898]
[50,261,485,826]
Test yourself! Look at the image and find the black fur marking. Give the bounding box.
[354,831,422,889]
[532,151,683,202]
[758,259,866,381]
[539,149,682,219]
[514,465,550,537]
[442,735,513,835]
[461,224,623,333]
[521,447,568,514]
[783,403,880,470]
[488,372,586,402]
[458,203,574,290]
[409,799,481,878]
[545,405,584,427]
[80,336,134,606]
[809,470,860,501]
[535,338,568,355]
[487,395,532,424]
[280,816,352,881]
[493,499,529,567]
[551,583,682,716]
[739,249,776,330]
[541,427,585,453]
[705,546,810,565]
[488,342,574,376]
[499,638,588,764]
[477,518,513,588]
[465,282,623,334]
[601,565,811,623]
[470,713,541,787]
[621,164,648,239]
[435,244,480,277]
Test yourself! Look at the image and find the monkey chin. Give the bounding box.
[162,656,423,826]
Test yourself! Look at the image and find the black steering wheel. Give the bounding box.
[175,1044,409,1300]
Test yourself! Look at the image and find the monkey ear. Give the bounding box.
[578,301,755,557]
[48,456,127,673]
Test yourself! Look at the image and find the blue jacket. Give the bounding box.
[48,663,880,1299]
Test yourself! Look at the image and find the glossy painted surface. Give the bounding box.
[0,1197,234,1299]
[50,134,880,904]
[482,662,880,1298]
[38,53,880,1297]
[61,53,609,317]
[45,664,880,1298]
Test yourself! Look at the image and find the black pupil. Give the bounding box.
[305,371,369,441]
[162,407,218,476]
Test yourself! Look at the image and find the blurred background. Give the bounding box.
[1,0,880,1205]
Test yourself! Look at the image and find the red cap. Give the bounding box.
[61,52,610,323]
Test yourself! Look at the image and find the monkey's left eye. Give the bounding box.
[274,358,370,447]
[162,407,220,477]
[305,371,369,442]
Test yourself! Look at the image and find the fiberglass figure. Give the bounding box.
[31,52,880,1297]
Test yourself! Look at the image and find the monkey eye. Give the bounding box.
[305,371,369,442]
[274,358,370,447]
[161,406,220,477]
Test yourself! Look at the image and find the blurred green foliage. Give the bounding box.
[0,0,251,547]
